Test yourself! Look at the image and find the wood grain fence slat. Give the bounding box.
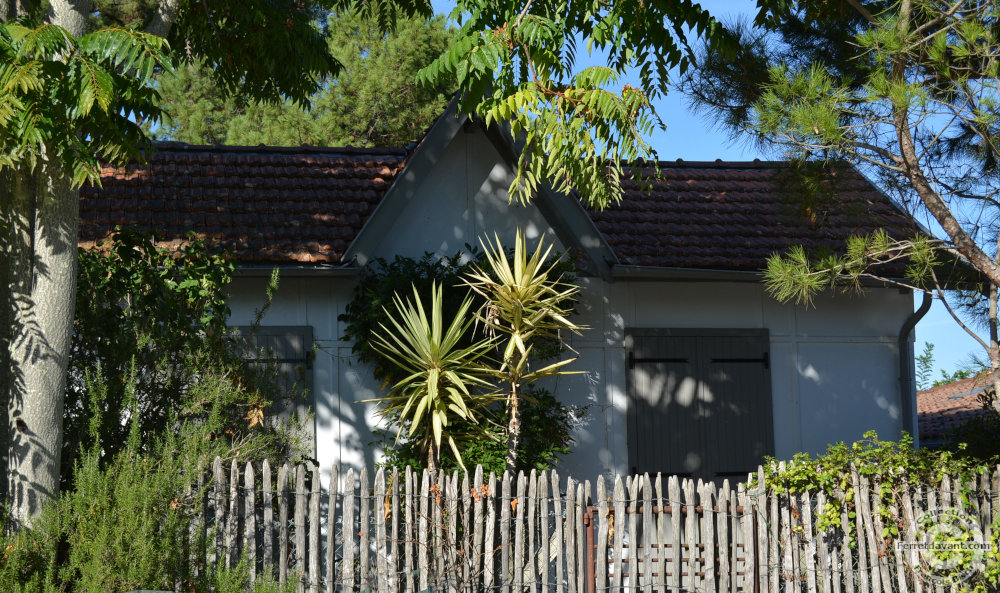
[278,463,290,584]
[718,480,730,593]
[343,468,356,592]
[245,462,256,583]
[668,475,681,593]
[375,468,388,593]
[262,460,273,580]
[326,465,338,593]
[294,465,306,592]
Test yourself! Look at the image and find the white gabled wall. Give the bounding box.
[225,125,918,481]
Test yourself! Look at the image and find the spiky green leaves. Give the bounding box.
[465,231,584,383]
[418,0,726,208]
[0,23,169,186]
[369,283,497,470]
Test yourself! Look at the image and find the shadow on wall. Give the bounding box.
[795,347,902,455]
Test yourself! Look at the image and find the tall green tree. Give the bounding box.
[680,0,1000,413]
[155,11,454,147]
[0,0,430,527]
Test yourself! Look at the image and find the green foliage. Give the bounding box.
[344,236,582,472]
[156,11,454,147]
[66,230,299,489]
[756,431,990,535]
[0,22,168,186]
[367,282,497,470]
[916,342,935,391]
[378,387,581,475]
[942,406,1000,461]
[464,231,584,469]
[417,0,729,207]
[340,251,484,385]
[465,232,583,375]
[0,370,295,593]
[764,229,940,305]
[932,367,979,389]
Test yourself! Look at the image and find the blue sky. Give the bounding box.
[428,0,986,380]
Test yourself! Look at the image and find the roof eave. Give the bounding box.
[234,264,361,278]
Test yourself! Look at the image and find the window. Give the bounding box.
[237,325,315,453]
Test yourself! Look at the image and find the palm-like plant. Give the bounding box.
[464,231,585,471]
[368,282,496,472]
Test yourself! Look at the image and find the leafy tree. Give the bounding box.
[680,0,1000,414]
[155,11,454,147]
[64,231,300,491]
[932,367,979,389]
[0,0,428,526]
[418,1,728,207]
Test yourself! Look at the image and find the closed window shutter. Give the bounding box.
[626,329,773,481]
[236,326,315,454]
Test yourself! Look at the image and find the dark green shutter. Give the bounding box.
[626,329,773,481]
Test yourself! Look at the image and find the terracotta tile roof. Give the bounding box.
[79,143,408,264]
[917,376,993,440]
[592,160,919,271]
[80,147,917,271]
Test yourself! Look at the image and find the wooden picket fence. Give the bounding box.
[193,458,1000,593]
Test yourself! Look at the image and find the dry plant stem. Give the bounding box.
[505,384,520,472]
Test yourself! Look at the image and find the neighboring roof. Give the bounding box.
[917,376,993,440]
[79,143,408,264]
[79,145,918,272]
[591,160,918,271]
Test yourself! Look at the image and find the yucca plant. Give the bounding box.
[464,231,585,471]
[368,282,497,472]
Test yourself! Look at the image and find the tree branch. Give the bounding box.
[894,103,1000,284]
[842,0,877,25]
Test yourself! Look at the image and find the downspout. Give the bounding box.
[899,291,932,447]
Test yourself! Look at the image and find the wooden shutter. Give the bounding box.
[626,329,773,481]
[237,326,315,452]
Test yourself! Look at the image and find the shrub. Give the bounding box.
[66,230,302,489]
[377,387,584,475]
[345,242,582,473]
[0,371,294,593]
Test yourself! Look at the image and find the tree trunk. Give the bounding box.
[505,384,520,472]
[988,285,1000,415]
[2,157,78,527]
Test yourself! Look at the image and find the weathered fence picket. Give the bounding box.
[178,459,999,593]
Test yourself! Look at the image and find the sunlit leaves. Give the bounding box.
[464,231,584,401]
[368,283,497,470]
[418,0,727,208]
[0,22,170,187]
[765,230,941,305]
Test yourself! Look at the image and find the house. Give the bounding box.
[917,376,993,448]
[79,102,924,481]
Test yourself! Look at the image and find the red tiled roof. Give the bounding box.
[917,376,993,440]
[592,160,918,271]
[80,146,918,271]
[79,143,408,264]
